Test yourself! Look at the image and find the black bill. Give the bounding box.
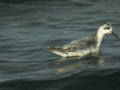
[112,31,120,40]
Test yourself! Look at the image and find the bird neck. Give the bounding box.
[96,30,105,48]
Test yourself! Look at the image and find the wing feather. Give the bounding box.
[62,36,97,51]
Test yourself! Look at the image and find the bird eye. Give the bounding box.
[104,27,110,30]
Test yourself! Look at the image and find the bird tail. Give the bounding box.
[45,47,56,51]
[45,47,67,57]
[45,47,64,52]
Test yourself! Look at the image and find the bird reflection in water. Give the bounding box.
[48,56,107,73]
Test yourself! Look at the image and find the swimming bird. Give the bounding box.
[46,23,120,58]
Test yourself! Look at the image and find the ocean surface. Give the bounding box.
[0,0,120,90]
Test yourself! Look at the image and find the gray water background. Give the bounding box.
[0,0,120,90]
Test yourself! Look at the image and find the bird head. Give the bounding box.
[98,23,120,40]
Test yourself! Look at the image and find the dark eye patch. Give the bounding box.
[104,27,110,29]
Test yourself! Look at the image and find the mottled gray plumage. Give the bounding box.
[62,34,97,51]
[46,34,99,57]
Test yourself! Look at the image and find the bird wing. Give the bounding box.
[62,36,97,51]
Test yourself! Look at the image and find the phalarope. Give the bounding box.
[46,23,120,58]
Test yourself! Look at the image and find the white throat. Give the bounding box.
[96,29,105,48]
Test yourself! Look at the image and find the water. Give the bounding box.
[0,0,120,90]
